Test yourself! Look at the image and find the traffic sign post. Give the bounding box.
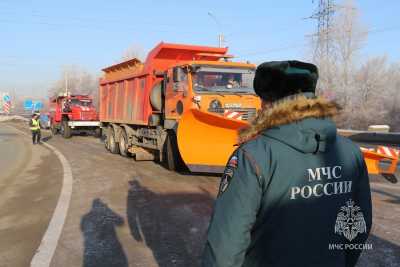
[2,94,11,114]
[33,101,44,111]
[3,95,10,102]
[24,99,34,111]
[23,99,43,113]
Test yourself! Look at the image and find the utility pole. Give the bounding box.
[308,0,336,93]
[218,34,224,48]
[208,12,225,48]
[65,71,69,96]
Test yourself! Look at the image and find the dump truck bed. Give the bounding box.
[99,42,231,126]
[99,58,149,125]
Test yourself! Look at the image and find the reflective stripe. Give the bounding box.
[30,119,40,131]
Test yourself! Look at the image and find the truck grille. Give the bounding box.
[208,108,257,121]
[81,111,93,121]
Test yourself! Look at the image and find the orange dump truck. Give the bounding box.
[99,42,261,172]
[100,42,398,179]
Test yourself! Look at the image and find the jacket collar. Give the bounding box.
[238,94,339,143]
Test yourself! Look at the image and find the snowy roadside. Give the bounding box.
[0,115,29,122]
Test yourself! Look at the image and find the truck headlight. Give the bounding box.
[209,99,222,110]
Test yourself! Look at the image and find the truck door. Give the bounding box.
[164,67,189,120]
[55,99,63,122]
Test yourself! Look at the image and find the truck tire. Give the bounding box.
[164,132,185,171]
[118,129,129,157]
[105,137,109,150]
[94,128,102,138]
[61,121,72,138]
[108,127,120,154]
[105,127,111,150]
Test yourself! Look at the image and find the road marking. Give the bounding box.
[7,126,73,267]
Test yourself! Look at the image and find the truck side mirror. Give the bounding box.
[173,67,182,83]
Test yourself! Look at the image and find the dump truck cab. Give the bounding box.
[163,61,261,123]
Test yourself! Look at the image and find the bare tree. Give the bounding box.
[331,0,367,107]
[310,0,386,130]
[339,56,388,129]
[120,43,145,62]
[312,0,367,101]
[48,65,100,107]
[383,62,400,131]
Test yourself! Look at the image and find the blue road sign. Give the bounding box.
[3,95,10,102]
[23,99,33,110]
[33,101,43,111]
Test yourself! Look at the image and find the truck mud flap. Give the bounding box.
[361,148,398,183]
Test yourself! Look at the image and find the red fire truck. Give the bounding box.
[49,94,100,138]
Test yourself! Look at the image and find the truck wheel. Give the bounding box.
[108,128,120,154]
[165,132,185,171]
[94,128,102,138]
[61,121,72,138]
[105,138,109,150]
[118,130,129,157]
[105,127,111,150]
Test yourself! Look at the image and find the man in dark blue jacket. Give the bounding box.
[202,61,372,267]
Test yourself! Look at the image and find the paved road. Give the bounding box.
[4,121,218,267]
[0,124,62,267]
[1,120,399,267]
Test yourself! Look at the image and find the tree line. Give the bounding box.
[312,0,399,131]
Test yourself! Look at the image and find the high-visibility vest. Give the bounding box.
[30,119,40,131]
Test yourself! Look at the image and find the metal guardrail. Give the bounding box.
[338,129,400,145]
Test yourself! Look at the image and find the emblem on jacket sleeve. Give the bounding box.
[218,155,238,195]
[219,167,234,195]
[228,156,238,168]
[334,199,367,241]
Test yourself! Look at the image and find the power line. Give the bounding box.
[234,25,400,59]
[308,0,336,61]
[0,8,185,30]
[235,43,308,59]
[208,12,225,48]
[0,8,217,37]
[0,18,205,36]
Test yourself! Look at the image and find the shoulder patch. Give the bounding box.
[218,155,238,195]
[228,156,238,168]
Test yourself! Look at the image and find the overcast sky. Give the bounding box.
[0,0,399,98]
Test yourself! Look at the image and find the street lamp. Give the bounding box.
[208,12,225,48]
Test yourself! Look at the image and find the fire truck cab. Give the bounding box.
[49,94,100,138]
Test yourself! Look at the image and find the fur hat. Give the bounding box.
[253,60,318,101]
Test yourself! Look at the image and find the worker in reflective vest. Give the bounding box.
[29,113,41,144]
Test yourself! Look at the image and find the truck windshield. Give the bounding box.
[70,99,92,107]
[192,67,255,94]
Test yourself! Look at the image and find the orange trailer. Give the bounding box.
[100,42,261,172]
